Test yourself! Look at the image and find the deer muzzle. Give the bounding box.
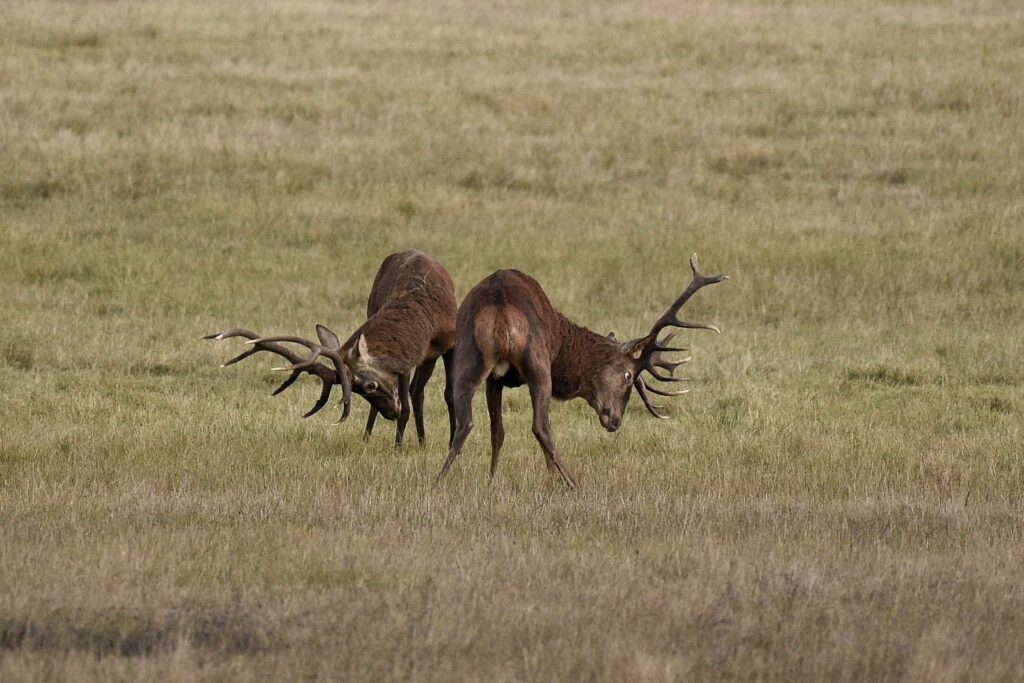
[599,408,622,433]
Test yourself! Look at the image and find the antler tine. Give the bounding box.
[271,370,303,396]
[202,328,258,341]
[207,329,310,364]
[643,364,685,383]
[642,357,688,385]
[650,341,688,354]
[645,330,692,378]
[221,347,260,367]
[334,397,351,424]
[204,327,345,419]
[202,330,266,368]
[315,347,352,422]
[653,358,691,374]
[633,378,668,419]
[244,335,319,351]
[639,377,690,397]
[302,379,334,419]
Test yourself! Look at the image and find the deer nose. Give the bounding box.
[600,408,620,432]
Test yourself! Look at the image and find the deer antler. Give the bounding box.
[623,254,727,417]
[204,328,351,421]
[243,324,353,422]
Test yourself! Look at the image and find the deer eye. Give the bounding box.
[624,371,632,383]
[364,381,378,393]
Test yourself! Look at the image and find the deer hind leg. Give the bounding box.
[364,407,378,440]
[441,349,456,448]
[523,361,578,491]
[411,358,438,445]
[436,345,488,483]
[394,371,413,447]
[485,377,505,481]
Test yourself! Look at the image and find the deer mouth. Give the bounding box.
[365,395,400,421]
[599,411,622,433]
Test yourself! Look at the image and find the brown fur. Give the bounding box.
[473,305,529,373]
[337,250,458,446]
[351,251,456,370]
[207,250,458,444]
[437,269,641,489]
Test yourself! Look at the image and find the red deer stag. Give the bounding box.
[206,250,457,446]
[436,254,726,489]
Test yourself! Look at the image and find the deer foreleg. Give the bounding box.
[411,358,438,446]
[394,372,412,447]
[526,368,577,491]
[364,407,378,440]
[442,349,456,449]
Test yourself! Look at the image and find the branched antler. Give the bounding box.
[243,324,353,422]
[203,327,351,421]
[622,254,727,417]
[633,331,691,383]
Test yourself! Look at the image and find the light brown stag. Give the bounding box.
[207,250,458,446]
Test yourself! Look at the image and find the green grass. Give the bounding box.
[2,0,1023,679]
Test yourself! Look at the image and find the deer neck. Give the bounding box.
[346,300,429,373]
[551,316,621,402]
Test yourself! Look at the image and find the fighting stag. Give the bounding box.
[206,250,458,446]
[436,254,727,489]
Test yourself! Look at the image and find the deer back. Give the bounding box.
[348,250,457,372]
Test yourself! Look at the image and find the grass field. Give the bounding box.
[2,0,1023,679]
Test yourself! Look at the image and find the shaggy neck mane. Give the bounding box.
[550,314,621,401]
[344,289,435,373]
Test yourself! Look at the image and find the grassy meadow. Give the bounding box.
[2,0,1023,679]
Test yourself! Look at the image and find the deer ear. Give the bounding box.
[619,336,649,358]
[316,324,341,350]
[607,331,618,341]
[355,333,373,361]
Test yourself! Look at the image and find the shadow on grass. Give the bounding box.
[0,607,278,656]
[0,179,66,204]
[845,365,923,387]
[1,341,34,370]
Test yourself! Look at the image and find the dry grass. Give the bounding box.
[2,0,1023,680]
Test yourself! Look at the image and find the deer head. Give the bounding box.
[588,253,727,431]
[345,333,402,420]
[250,325,403,421]
[581,346,641,432]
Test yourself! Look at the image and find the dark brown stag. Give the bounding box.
[436,254,727,489]
[206,250,458,446]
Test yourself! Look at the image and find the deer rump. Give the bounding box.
[459,270,553,389]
